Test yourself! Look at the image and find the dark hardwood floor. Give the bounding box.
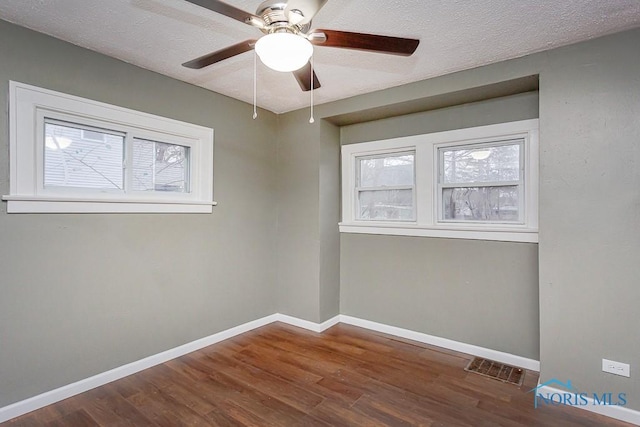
[3,322,633,426]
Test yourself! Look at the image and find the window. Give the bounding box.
[44,120,126,191]
[438,140,523,223]
[4,81,215,213]
[341,120,539,243]
[356,151,415,221]
[131,138,190,193]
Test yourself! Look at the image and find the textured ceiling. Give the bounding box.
[1,0,640,113]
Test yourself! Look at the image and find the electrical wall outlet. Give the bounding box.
[602,359,630,377]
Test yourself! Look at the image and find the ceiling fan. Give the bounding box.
[182,0,420,91]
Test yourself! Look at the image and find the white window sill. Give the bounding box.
[2,195,217,214]
[339,222,538,243]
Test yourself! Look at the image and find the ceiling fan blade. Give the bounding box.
[292,62,321,92]
[285,0,328,25]
[309,29,419,56]
[182,39,257,69]
[184,0,265,28]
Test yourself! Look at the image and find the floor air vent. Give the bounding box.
[464,357,525,386]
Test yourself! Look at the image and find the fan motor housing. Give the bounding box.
[256,0,311,34]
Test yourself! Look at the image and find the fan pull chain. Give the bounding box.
[309,55,315,124]
[252,49,258,120]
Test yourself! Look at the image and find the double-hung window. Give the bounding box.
[438,140,523,223]
[356,151,415,221]
[341,119,538,243]
[4,81,215,213]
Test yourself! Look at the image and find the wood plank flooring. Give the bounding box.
[3,322,633,426]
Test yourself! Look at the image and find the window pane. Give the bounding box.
[442,143,520,184]
[358,189,414,221]
[442,186,519,222]
[359,153,414,187]
[132,139,189,192]
[44,122,124,189]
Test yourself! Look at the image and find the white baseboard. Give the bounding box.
[339,315,540,371]
[0,314,278,423]
[537,384,640,425]
[0,312,549,423]
[275,313,341,332]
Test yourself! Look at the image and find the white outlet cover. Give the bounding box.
[602,358,631,377]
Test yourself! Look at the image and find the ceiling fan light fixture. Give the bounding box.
[255,32,313,72]
[470,149,492,160]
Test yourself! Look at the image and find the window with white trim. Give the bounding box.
[3,81,215,213]
[438,140,523,223]
[356,151,415,221]
[340,120,539,243]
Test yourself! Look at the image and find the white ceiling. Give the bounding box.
[1,0,640,113]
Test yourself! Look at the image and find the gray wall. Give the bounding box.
[341,91,539,144]
[339,93,541,360]
[276,110,321,321]
[341,235,539,358]
[0,21,278,407]
[318,119,341,321]
[275,109,340,323]
[538,29,640,407]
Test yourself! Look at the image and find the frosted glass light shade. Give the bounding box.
[255,33,313,72]
[470,149,491,160]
